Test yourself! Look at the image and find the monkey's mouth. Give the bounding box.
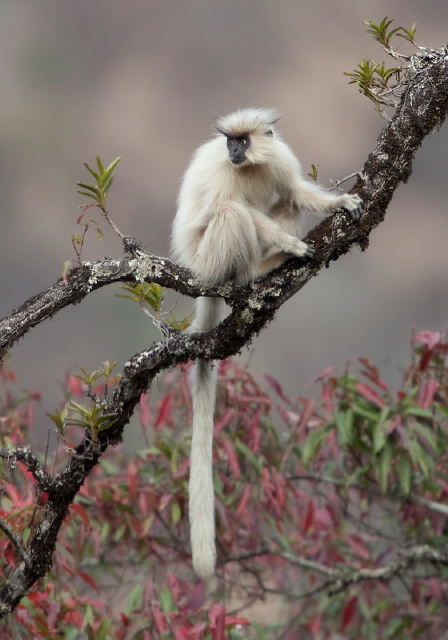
[231,157,246,166]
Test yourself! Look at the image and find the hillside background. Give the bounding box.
[0,0,447,442]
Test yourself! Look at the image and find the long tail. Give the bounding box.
[189,297,224,578]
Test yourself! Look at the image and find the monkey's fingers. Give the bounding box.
[297,242,316,260]
[283,237,316,261]
[339,195,364,222]
[301,243,315,260]
[346,198,364,221]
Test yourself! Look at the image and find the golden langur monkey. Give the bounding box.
[171,107,363,578]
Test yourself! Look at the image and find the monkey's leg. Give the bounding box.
[251,209,315,262]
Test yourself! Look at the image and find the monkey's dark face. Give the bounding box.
[226,135,251,165]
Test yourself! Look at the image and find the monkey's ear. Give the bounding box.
[215,126,227,136]
[265,129,274,137]
[267,110,280,126]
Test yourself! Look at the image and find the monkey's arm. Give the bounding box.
[293,179,363,220]
[273,141,363,221]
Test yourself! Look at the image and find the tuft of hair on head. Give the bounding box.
[215,107,280,138]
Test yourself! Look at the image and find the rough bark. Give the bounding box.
[0,45,447,616]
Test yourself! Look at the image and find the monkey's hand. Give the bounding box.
[337,194,364,221]
[281,236,315,260]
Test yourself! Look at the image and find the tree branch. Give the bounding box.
[273,544,448,596]
[0,45,447,617]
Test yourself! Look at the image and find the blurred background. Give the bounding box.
[0,0,447,441]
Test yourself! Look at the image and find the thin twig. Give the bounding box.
[100,206,125,240]
[0,518,31,569]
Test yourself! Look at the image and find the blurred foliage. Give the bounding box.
[1,330,448,638]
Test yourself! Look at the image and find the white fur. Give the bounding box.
[171,108,362,578]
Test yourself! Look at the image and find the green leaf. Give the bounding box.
[234,440,263,474]
[377,442,393,492]
[96,155,105,177]
[83,162,100,182]
[105,157,121,174]
[159,584,176,612]
[335,410,353,445]
[412,421,438,452]
[373,408,390,454]
[171,501,181,524]
[409,439,434,478]
[404,406,434,418]
[61,260,71,279]
[363,17,398,46]
[77,190,101,203]
[46,404,69,435]
[22,527,31,545]
[398,455,412,495]
[308,164,319,181]
[77,182,100,195]
[102,173,115,195]
[396,24,417,44]
[302,426,330,464]
[95,619,112,640]
[126,584,144,614]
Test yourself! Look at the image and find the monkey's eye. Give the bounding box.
[226,138,232,147]
[239,139,247,146]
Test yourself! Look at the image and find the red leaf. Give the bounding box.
[139,393,151,429]
[236,484,252,518]
[418,378,438,409]
[5,482,21,505]
[168,572,180,604]
[341,595,357,631]
[127,461,139,501]
[248,406,262,452]
[385,415,401,435]
[308,365,336,385]
[358,357,389,391]
[209,602,226,640]
[355,382,385,408]
[264,374,291,404]
[411,578,420,603]
[308,614,321,634]
[275,404,299,428]
[174,627,190,640]
[224,615,250,626]
[412,330,442,350]
[297,397,316,431]
[71,503,90,529]
[154,393,172,428]
[322,384,334,413]
[214,408,234,436]
[303,499,315,534]
[158,494,172,511]
[429,577,442,599]
[173,457,190,479]
[152,602,167,633]
[66,375,84,396]
[47,601,60,630]
[78,570,99,592]
[273,472,286,510]
[186,580,206,610]
[346,534,371,560]
[222,438,240,478]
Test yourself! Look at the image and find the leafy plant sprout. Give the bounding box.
[73,156,123,262]
[344,17,419,119]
